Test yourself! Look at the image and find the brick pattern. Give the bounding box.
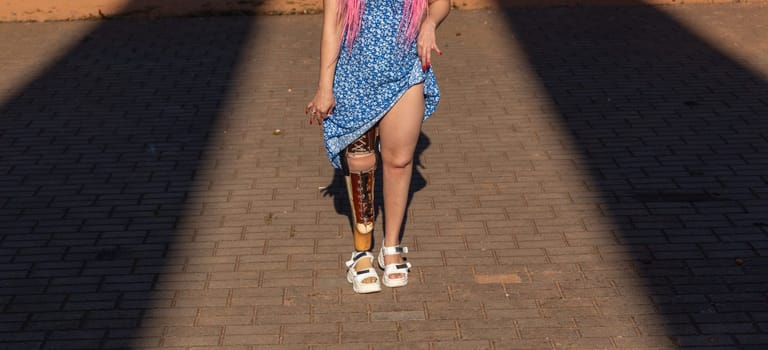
[1,4,768,350]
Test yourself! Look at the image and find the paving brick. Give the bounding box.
[675,334,736,347]
[461,326,520,341]
[426,301,486,321]
[341,330,400,343]
[552,337,615,350]
[311,345,369,350]
[430,340,492,350]
[284,332,339,344]
[41,340,102,350]
[493,338,554,349]
[161,335,221,347]
[612,335,679,349]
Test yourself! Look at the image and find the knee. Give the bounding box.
[382,154,413,170]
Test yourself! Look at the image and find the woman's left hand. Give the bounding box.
[417,20,442,72]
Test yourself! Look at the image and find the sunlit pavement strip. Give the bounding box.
[1,4,768,350]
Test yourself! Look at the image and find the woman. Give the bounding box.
[306,0,450,294]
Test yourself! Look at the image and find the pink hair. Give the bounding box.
[339,0,428,49]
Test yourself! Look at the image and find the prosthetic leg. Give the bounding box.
[342,127,380,293]
[342,127,378,252]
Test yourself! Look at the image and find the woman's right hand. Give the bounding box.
[305,87,335,126]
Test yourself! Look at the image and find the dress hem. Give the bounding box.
[326,70,439,169]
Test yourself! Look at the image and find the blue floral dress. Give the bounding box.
[323,0,440,169]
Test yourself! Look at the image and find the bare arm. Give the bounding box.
[418,0,451,70]
[425,0,451,29]
[306,0,344,125]
[317,0,343,91]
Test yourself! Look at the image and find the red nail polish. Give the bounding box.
[422,65,427,72]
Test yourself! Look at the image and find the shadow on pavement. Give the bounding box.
[495,1,768,347]
[0,4,257,349]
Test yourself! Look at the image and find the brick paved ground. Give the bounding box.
[1,3,768,350]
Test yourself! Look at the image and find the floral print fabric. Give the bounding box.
[323,0,440,169]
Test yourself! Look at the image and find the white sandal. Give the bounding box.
[345,251,382,294]
[377,243,412,288]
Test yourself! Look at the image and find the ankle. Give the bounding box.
[383,254,403,264]
[382,239,399,248]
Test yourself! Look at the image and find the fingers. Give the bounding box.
[420,45,430,72]
[313,112,328,126]
[419,42,443,72]
[434,43,443,57]
[318,104,334,126]
[418,44,428,71]
[306,102,318,125]
[307,104,332,126]
[309,110,322,126]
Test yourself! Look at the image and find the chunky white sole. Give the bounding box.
[346,268,382,293]
[378,243,412,288]
[345,251,381,294]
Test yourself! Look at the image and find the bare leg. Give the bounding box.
[378,84,425,280]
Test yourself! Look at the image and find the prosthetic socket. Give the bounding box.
[342,127,378,252]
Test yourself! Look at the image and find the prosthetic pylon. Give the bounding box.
[342,127,378,252]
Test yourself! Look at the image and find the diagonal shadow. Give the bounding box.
[495,2,768,347]
[0,4,257,350]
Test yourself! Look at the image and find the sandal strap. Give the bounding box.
[380,245,408,256]
[346,251,373,269]
[384,261,412,274]
[351,268,372,276]
[350,267,378,281]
